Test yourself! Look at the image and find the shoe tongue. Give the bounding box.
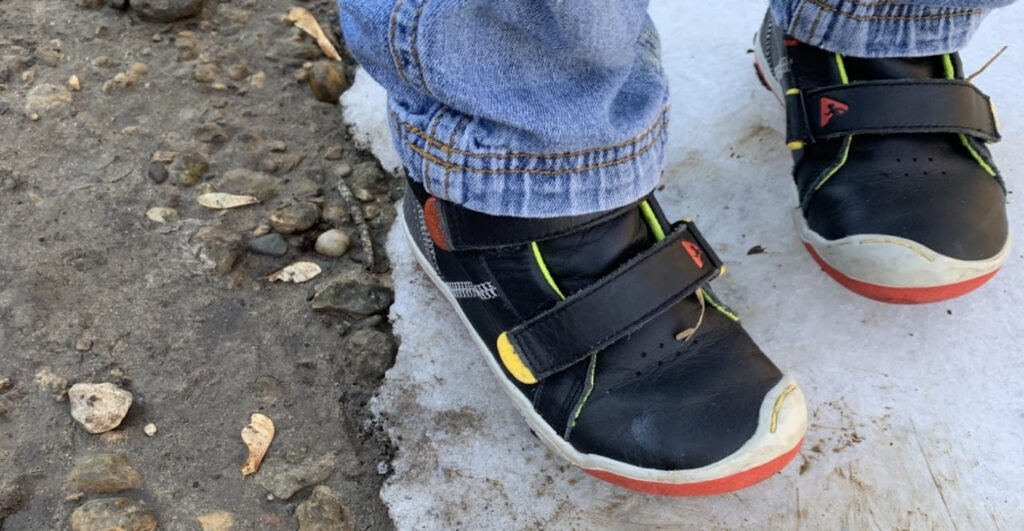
[843,55,948,81]
[536,207,653,296]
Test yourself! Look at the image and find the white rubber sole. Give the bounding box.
[399,208,807,493]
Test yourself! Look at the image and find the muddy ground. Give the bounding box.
[0,0,399,529]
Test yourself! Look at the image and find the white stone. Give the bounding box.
[314,229,351,257]
[69,383,133,434]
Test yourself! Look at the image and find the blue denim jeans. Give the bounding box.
[340,0,1015,218]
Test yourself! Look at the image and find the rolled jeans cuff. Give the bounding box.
[389,101,670,219]
[770,0,1001,57]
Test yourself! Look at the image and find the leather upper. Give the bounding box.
[759,13,1009,261]
[404,180,783,470]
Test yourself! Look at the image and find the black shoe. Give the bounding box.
[401,179,806,495]
[755,12,1010,304]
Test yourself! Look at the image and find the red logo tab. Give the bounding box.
[682,241,705,269]
[820,97,849,127]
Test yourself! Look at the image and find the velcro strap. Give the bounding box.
[786,80,1000,144]
[505,221,721,381]
[428,198,636,251]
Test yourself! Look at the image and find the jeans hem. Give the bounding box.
[389,103,669,218]
[771,0,990,57]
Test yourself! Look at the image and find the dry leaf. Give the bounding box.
[241,413,275,476]
[287,7,342,61]
[198,193,260,209]
[266,261,322,283]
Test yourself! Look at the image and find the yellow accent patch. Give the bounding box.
[785,88,801,96]
[497,332,537,384]
[787,140,806,151]
[770,384,798,433]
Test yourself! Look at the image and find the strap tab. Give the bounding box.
[786,80,1000,144]
[429,198,636,251]
[505,221,721,381]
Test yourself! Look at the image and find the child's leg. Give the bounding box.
[340,0,668,218]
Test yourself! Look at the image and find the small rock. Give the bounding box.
[140,423,157,437]
[289,178,322,199]
[146,207,179,223]
[147,162,169,184]
[193,123,229,145]
[128,63,149,77]
[311,281,394,318]
[75,0,106,8]
[258,158,279,174]
[0,377,12,392]
[308,61,349,103]
[256,454,336,500]
[320,201,348,226]
[190,227,242,274]
[323,144,345,161]
[24,83,72,117]
[226,63,251,81]
[314,229,351,258]
[343,328,397,379]
[221,169,277,201]
[174,31,199,62]
[108,0,130,10]
[269,202,320,235]
[354,187,374,202]
[151,150,178,163]
[34,367,69,396]
[70,498,157,531]
[0,478,26,520]
[75,337,94,352]
[247,233,288,257]
[194,63,220,84]
[197,511,235,531]
[351,161,384,186]
[91,56,120,69]
[134,0,203,22]
[69,382,133,434]
[171,151,209,186]
[66,453,143,494]
[249,71,267,89]
[295,486,355,531]
[276,154,305,174]
[747,245,766,255]
[268,140,287,153]
[69,75,82,91]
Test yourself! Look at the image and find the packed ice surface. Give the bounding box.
[342,3,1024,529]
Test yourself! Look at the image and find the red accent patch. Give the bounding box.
[820,97,849,127]
[784,37,800,47]
[423,197,450,252]
[803,242,1000,304]
[583,437,803,497]
[682,241,705,269]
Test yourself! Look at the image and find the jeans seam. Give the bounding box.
[398,122,666,176]
[387,0,413,87]
[391,107,670,160]
[410,0,433,97]
[421,105,448,195]
[800,0,984,21]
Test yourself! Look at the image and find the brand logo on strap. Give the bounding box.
[820,97,849,126]
[682,241,705,269]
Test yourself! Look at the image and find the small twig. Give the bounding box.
[968,45,1009,83]
[336,177,375,271]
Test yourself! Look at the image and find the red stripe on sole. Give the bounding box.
[582,438,803,497]
[803,243,1000,304]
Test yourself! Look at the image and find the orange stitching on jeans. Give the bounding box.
[400,122,666,176]
[410,0,433,95]
[392,107,669,160]
[800,0,983,21]
[388,0,413,87]
[420,106,448,195]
